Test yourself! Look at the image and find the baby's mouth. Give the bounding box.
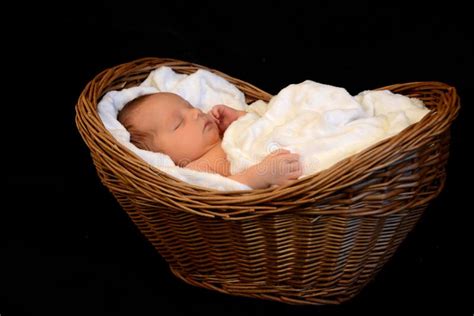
[203,115,218,131]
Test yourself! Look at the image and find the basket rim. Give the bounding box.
[75,57,460,219]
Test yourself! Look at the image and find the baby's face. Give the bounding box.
[134,93,220,166]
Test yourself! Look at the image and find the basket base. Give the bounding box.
[169,265,360,305]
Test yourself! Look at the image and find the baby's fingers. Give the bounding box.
[287,169,303,179]
[286,153,301,162]
[210,109,219,119]
[287,160,301,172]
[278,161,300,176]
[278,153,301,165]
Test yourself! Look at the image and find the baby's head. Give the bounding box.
[118,92,220,166]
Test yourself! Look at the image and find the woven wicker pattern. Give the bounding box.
[76,57,459,304]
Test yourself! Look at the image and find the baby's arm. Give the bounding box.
[210,104,247,135]
[228,149,302,189]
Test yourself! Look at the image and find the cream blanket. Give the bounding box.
[223,81,429,176]
[98,67,429,191]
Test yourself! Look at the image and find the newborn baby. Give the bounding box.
[118,92,302,189]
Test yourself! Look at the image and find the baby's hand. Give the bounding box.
[258,149,302,187]
[210,104,246,134]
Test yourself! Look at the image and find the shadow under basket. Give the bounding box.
[75,57,460,305]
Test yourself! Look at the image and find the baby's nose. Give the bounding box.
[190,108,202,119]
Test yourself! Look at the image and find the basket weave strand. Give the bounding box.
[76,57,459,304]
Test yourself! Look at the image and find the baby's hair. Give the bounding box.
[118,93,156,151]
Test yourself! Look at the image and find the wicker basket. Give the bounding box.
[75,57,459,305]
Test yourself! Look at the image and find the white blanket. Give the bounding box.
[222,80,429,176]
[98,67,429,191]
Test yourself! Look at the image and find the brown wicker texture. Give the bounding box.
[75,57,460,305]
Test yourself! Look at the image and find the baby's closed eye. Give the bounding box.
[174,119,183,130]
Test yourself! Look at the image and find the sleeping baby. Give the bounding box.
[117,92,302,189]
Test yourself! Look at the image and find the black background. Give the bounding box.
[3,1,472,315]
